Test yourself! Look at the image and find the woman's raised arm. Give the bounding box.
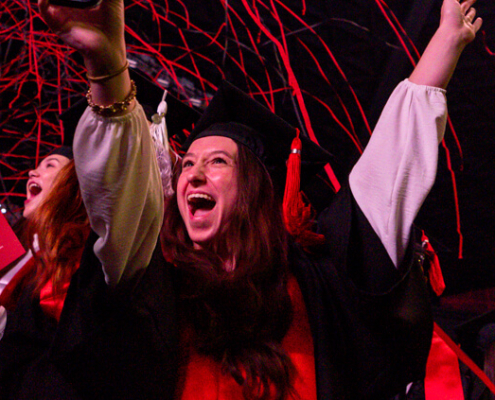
[38,0,164,286]
[349,0,482,267]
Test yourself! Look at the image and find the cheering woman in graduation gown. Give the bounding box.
[0,0,482,399]
[0,148,88,337]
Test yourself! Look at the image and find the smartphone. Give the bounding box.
[49,0,100,8]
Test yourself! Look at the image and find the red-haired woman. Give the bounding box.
[0,150,88,335]
[0,0,482,399]
[22,160,88,312]
[0,142,176,400]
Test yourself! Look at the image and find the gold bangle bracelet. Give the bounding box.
[86,60,129,82]
[86,80,137,117]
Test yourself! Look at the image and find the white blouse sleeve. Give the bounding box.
[349,79,447,267]
[74,103,164,286]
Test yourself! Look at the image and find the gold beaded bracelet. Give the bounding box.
[86,80,137,117]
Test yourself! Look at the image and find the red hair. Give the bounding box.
[162,144,295,400]
[26,160,90,296]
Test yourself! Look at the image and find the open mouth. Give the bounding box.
[188,193,216,216]
[28,182,42,198]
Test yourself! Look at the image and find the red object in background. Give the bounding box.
[0,212,25,271]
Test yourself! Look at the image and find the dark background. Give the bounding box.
[1,0,494,298]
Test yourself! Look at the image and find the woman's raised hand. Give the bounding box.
[38,0,126,76]
[409,0,482,88]
[440,0,483,45]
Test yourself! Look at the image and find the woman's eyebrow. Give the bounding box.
[183,149,234,159]
[207,150,234,158]
[43,156,61,164]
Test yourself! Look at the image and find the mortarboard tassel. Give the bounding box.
[422,231,445,296]
[150,90,175,199]
[283,130,325,247]
[151,89,170,153]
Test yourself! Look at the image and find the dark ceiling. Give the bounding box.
[1,0,494,296]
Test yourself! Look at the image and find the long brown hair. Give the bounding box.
[26,159,90,296]
[162,144,295,400]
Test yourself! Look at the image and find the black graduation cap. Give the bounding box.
[182,80,333,196]
[56,97,87,160]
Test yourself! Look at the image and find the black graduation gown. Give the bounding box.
[0,185,432,399]
[0,231,179,400]
[291,185,433,399]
